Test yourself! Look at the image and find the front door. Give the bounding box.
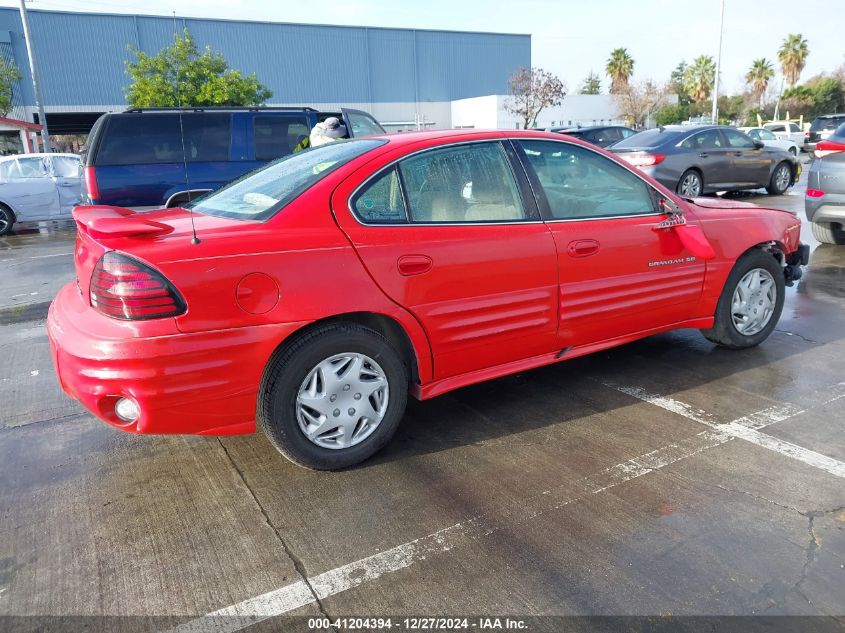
[721,128,770,186]
[512,139,706,348]
[679,129,733,189]
[333,139,559,380]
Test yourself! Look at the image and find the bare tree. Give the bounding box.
[613,80,671,128]
[504,67,566,129]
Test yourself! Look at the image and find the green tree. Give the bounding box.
[684,55,716,103]
[0,57,21,117]
[746,58,774,108]
[654,103,688,126]
[125,30,272,107]
[778,34,809,87]
[579,71,601,95]
[606,48,634,94]
[669,61,691,105]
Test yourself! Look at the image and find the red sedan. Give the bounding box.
[48,130,808,469]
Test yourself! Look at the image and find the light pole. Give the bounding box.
[18,0,50,152]
[710,0,725,124]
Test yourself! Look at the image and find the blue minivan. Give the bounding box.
[82,107,386,208]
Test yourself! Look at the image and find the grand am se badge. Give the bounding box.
[648,256,698,267]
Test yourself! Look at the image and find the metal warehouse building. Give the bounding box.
[0,8,530,135]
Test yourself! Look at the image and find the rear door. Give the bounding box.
[679,129,732,188]
[2,157,59,221]
[332,138,560,380]
[513,138,706,347]
[341,108,386,138]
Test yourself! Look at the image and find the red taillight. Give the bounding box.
[84,165,100,201]
[814,141,845,159]
[90,252,186,320]
[806,189,826,198]
[621,153,666,168]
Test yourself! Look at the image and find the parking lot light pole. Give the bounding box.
[711,0,725,125]
[18,0,51,152]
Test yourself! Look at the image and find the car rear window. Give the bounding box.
[190,139,386,221]
[811,116,845,131]
[612,129,682,149]
[95,113,232,165]
[830,123,845,143]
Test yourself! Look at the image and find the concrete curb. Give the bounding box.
[0,301,51,325]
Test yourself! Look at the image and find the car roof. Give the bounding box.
[374,128,578,147]
[0,152,79,161]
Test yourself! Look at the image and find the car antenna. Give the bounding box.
[172,11,200,245]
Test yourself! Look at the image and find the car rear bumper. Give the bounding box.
[805,191,845,224]
[47,282,308,435]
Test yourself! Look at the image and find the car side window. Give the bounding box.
[681,130,723,149]
[768,124,785,132]
[352,167,407,224]
[13,157,48,179]
[50,156,81,178]
[746,129,760,140]
[398,142,526,223]
[518,140,655,220]
[620,128,636,138]
[254,115,311,161]
[724,129,756,148]
[789,123,801,133]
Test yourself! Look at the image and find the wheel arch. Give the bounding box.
[261,311,425,394]
[0,199,17,222]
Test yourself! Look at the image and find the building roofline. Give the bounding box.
[5,7,531,39]
[0,116,42,131]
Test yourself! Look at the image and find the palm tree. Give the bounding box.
[777,34,809,86]
[684,55,716,103]
[745,58,774,108]
[606,48,634,94]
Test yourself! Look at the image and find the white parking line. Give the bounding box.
[164,420,765,632]
[602,381,845,480]
[165,384,843,632]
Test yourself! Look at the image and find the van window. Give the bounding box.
[254,116,311,160]
[95,113,232,165]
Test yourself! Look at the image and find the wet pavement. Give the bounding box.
[1,176,844,631]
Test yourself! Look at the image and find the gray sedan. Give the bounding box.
[611,125,800,197]
[805,123,845,244]
[0,153,82,236]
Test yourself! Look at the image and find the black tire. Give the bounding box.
[258,322,408,470]
[676,169,703,197]
[0,205,13,236]
[811,221,845,245]
[700,249,785,349]
[766,161,792,195]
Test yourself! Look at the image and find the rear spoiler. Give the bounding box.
[72,205,173,239]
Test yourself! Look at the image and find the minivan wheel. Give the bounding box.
[811,221,845,245]
[258,322,408,470]
[766,162,792,195]
[0,205,13,236]
[700,249,785,349]
[677,169,703,197]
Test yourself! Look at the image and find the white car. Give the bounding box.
[762,121,804,146]
[738,127,800,155]
[0,153,82,236]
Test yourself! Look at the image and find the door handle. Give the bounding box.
[698,152,709,158]
[397,254,433,276]
[731,151,743,156]
[567,239,600,258]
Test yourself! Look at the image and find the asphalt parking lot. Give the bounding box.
[1,173,844,631]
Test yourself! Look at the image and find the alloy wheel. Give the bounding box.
[730,268,776,336]
[296,352,389,450]
[680,173,701,197]
[774,164,791,192]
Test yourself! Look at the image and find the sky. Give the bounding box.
[3,0,843,95]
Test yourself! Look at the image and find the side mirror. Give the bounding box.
[753,140,765,149]
[658,196,682,216]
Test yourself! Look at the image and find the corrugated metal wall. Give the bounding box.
[0,8,530,108]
